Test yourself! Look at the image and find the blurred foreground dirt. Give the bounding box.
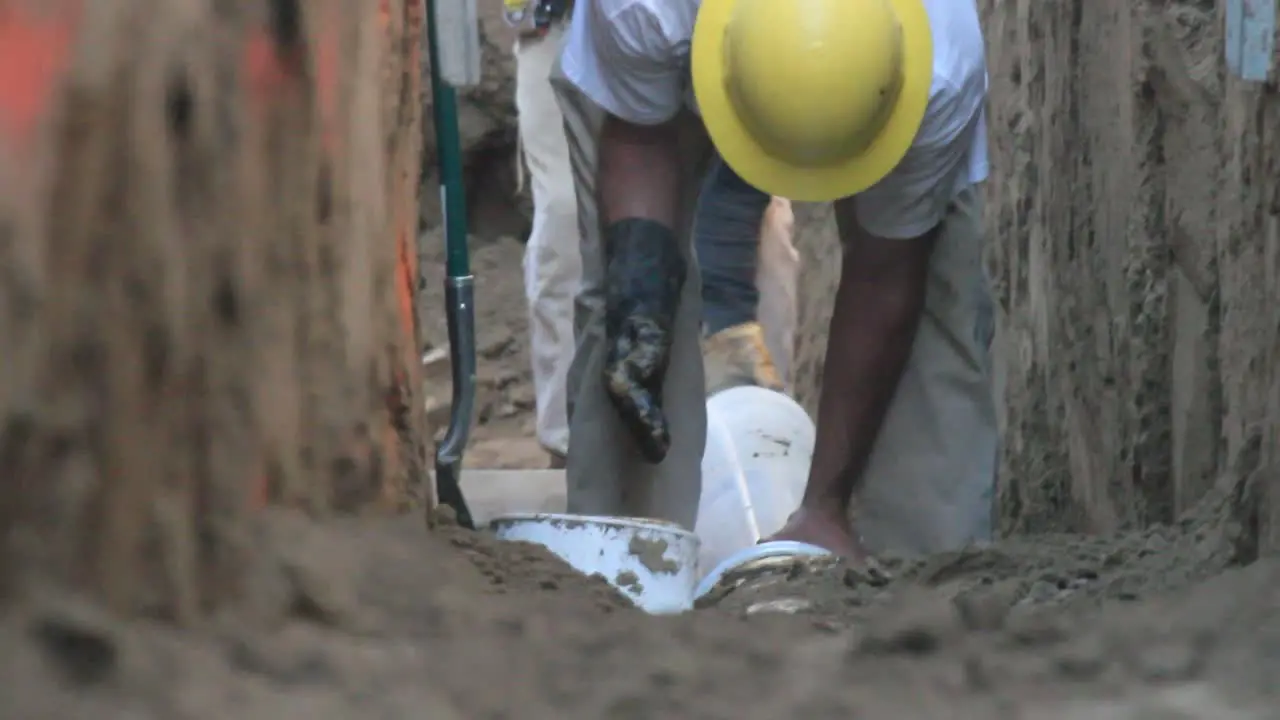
[5,0,1280,717]
[3,498,1278,718]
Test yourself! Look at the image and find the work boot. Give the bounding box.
[702,321,784,396]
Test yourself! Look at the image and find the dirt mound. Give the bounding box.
[3,507,1278,719]
[702,474,1255,628]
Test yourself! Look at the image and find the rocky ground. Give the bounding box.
[419,231,551,470]
[3,231,1279,718]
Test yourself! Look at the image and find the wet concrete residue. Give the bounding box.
[751,432,792,458]
[632,517,686,530]
[545,518,588,530]
[745,598,812,615]
[761,433,791,450]
[628,536,680,574]
[695,555,843,609]
[614,570,643,594]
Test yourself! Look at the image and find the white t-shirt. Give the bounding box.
[560,0,989,239]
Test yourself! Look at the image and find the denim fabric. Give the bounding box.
[693,154,771,335]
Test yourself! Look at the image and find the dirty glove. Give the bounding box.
[602,218,687,463]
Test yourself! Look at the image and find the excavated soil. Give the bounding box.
[4,231,1280,718]
[3,504,1278,719]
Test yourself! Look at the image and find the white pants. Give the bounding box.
[516,26,579,457]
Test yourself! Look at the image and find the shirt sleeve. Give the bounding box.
[560,0,687,125]
[853,92,984,240]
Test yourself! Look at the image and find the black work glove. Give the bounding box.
[602,219,687,463]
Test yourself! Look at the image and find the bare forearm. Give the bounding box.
[802,209,936,514]
[803,271,926,510]
[598,114,681,228]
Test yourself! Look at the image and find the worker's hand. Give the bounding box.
[602,219,686,463]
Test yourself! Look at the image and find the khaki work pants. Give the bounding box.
[849,185,998,554]
[551,65,711,531]
[516,26,580,457]
[552,64,994,551]
[549,64,805,529]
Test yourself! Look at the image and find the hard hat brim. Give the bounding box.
[692,0,934,202]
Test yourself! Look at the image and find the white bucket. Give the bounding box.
[489,513,700,614]
[695,385,815,574]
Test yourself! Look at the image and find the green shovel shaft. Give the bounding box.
[424,0,477,528]
[425,0,471,278]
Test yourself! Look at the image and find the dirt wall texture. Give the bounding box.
[983,0,1280,546]
[0,0,430,618]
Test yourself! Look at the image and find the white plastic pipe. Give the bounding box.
[707,413,763,545]
[695,386,816,574]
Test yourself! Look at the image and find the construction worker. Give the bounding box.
[696,160,798,395]
[552,0,997,559]
[513,2,798,468]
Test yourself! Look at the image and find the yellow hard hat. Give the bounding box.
[692,0,933,202]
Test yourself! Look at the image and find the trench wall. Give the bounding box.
[0,0,429,615]
[983,0,1280,547]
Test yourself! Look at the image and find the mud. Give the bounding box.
[3,500,1279,719]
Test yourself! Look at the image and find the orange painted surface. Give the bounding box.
[249,473,269,510]
[240,31,295,513]
[243,33,294,115]
[387,0,426,496]
[242,17,337,159]
[396,222,418,355]
[312,0,340,156]
[242,28,317,125]
[236,1,422,510]
[0,2,79,147]
[0,3,416,513]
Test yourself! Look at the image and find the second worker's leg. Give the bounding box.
[516,25,580,467]
[693,154,785,395]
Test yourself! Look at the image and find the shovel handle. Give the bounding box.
[434,276,477,528]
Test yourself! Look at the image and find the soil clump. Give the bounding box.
[3,487,1277,719]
